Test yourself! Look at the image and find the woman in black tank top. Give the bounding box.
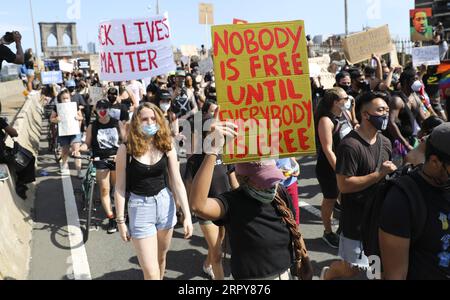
[315,87,353,248]
[114,102,193,280]
[82,99,125,234]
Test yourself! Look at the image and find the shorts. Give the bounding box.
[58,134,82,147]
[128,188,177,239]
[93,160,116,171]
[316,159,340,199]
[338,234,370,270]
[26,69,35,76]
[198,217,213,226]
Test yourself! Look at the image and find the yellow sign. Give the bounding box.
[343,25,393,64]
[212,20,316,164]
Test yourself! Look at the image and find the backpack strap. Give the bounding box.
[391,174,427,244]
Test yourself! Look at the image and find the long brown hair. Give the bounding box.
[127,102,172,157]
[273,189,308,279]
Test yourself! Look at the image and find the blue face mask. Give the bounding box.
[142,124,160,137]
[368,113,388,131]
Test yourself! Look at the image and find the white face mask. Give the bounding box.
[411,80,423,92]
[160,103,171,112]
[344,98,352,111]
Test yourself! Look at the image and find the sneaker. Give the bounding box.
[203,264,215,280]
[0,168,9,182]
[322,231,339,249]
[320,266,330,280]
[107,218,117,234]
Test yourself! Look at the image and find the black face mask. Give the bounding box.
[107,95,117,104]
[339,84,351,93]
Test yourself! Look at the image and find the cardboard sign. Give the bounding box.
[410,8,433,42]
[199,3,214,25]
[180,45,198,57]
[57,102,81,137]
[88,86,105,105]
[389,44,400,67]
[412,46,441,67]
[78,59,91,70]
[41,71,63,85]
[59,60,74,73]
[98,13,176,82]
[308,55,335,89]
[233,19,248,25]
[343,25,393,64]
[212,20,316,164]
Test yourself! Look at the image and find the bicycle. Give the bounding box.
[73,155,116,242]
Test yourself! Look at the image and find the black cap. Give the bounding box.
[158,90,172,101]
[96,99,111,109]
[429,123,450,158]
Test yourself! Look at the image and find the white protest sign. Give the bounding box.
[412,46,441,67]
[59,60,75,73]
[180,56,190,65]
[99,13,177,82]
[57,102,80,137]
[198,57,213,75]
[41,71,63,85]
[308,55,335,89]
[88,86,105,105]
[180,45,198,57]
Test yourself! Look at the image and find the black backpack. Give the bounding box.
[361,168,427,258]
[171,88,191,118]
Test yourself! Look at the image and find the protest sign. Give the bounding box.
[343,25,393,64]
[233,19,248,24]
[78,59,91,70]
[308,54,335,89]
[412,46,440,67]
[98,13,176,82]
[57,102,80,137]
[180,45,198,57]
[212,20,316,164]
[198,56,213,75]
[389,44,400,67]
[88,86,105,105]
[59,60,74,73]
[410,8,433,42]
[199,3,214,25]
[41,71,63,85]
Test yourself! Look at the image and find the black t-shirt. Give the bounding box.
[380,173,450,280]
[214,185,296,280]
[91,119,120,159]
[0,45,16,70]
[336,131,392,240]
[110,103,129,122]
[423,73,442,98]
[186,154,233,198]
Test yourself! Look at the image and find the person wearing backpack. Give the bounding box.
[320,92,397,280]
[379,123,450,280]
[171,70,198,121]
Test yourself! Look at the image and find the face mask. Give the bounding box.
[343,98,352,111]
[98,109,109,118]
[411,80,423,93]
[142,124,160,137]
[339,84,351,93]
[160,103,171,112]
[367,113,389,131]
[243,184,277,204]
[107,95,117,103]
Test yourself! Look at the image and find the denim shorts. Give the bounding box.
[338,234,370,270]
[128,188,177,239]
[58,134,82,147]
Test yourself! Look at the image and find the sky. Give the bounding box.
[1,0,414,57]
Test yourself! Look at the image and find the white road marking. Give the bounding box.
[299,201,339,226]
[60,164,92,280]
